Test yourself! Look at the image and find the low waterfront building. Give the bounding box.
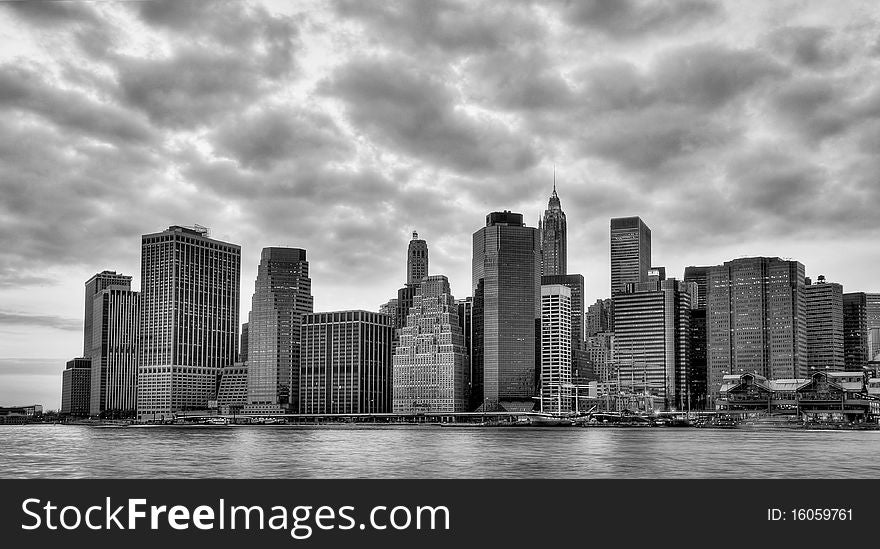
[717,371,880,422]
[61,357,91,417]
[216,362,249,414]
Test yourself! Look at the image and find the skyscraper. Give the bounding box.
[240,322,249,363]
[613,279,694,410]
[542,274,585,387]
[393,275,470,413]
[246,247,313,413]
[586,298,612,337]
[844,292,870,368]
[472,211,541,411]
[868,294,880,360]
[407,231,428,285]
[299,311,394,414]
[540,177,567,277]
[83,271,131,356]
[804,276,844,372]
[137,225,241,421]
[610,217,651,297]
[88,285,140,416]
[61,357,91,417]
[707,257,807,402]
[683,266,710,409]
[540,284,571,414]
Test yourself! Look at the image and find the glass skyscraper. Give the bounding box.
[246,247,313,413]
[472,211,541,411]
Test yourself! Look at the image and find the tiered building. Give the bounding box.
[393,275,470,413]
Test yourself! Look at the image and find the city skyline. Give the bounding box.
[3,1,880,409]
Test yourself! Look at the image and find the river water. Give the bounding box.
[1,425,878,478]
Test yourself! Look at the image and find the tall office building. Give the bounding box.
[613,279,694,410]
[805,276,844,372]
[842,292,880,367]
[393,275,469,413]
[407,231,428,285]
[587,332,615,383]
[240,322,249,362]
[707,257,807,402]
[83,271,131,356]
[455,297,474,391]
[300,311,394,414]
[540,178,567,277]
[542,274,585,383]
[683,266,710,409]
[540,284,572,413]
[868,294,880,360]
[472,211,541,411]
[610,217,651,297]
[137,225,241,420]
[61,357,91,417]
[246,247,313,413]
[88,286,140,416]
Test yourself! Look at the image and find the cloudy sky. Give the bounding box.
[2,0,879,408]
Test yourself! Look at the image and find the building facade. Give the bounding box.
[246,247,313,413]
[540,181,567,277]
[610,217,651,298]
[472,211,541,411]
[88,286,140,416]
[61,357,91,417]
[137,225,241,420]
[393,276,470,413]
[299,311,394,414]
[83,271,131,356]
[540,284,572,414]
[683,266,710,409]
[406,231,429,286]
[805,276,844,372]
[707,257,807,403]
[216,363,249,414]
[613,279,694,410]
[586,298,612,337]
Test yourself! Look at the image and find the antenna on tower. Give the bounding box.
[553,164,556,193]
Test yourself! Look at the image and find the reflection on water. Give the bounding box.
[1,425,878,478]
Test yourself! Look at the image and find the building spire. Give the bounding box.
[547,166,561,210]
[553,164,557,195]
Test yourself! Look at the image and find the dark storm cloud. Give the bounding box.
[770,77,880,143]
[5,1,98,26]
[0,311,81,332]
[556,0,721,38]
[765,26,847,70]
[211,107,354,170]
[334,0,542,55]
[324,56,538,174]
[0,64,156,146]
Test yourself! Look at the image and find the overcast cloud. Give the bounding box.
[1,0,879,408]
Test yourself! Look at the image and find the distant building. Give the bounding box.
[472,211,541,412]
[379,298,398,329]
[83,271,131,356]
[88,285,139,417]
[300,311,394,414]
[542,274,585,393]
[540,179,567,277]
[540,284,572,414]
[844,292,869,368]
[137,225,241,421]
[587,332,615,383]
[246,247,313,413]
[610,217,651,298]
[407,231,428,285]
[805,276,844,372]
[586,298,612,337]
[613,279,695,410]
[240,322,249,363]
[216,363,248,414]
[393,276,470,413]
[61,357,91,417]
[684,266,710,409]
[707,257,807,403]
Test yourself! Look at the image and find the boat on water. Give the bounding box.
[736,416,804,430]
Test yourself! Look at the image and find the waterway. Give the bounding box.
[2,424,878,478]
